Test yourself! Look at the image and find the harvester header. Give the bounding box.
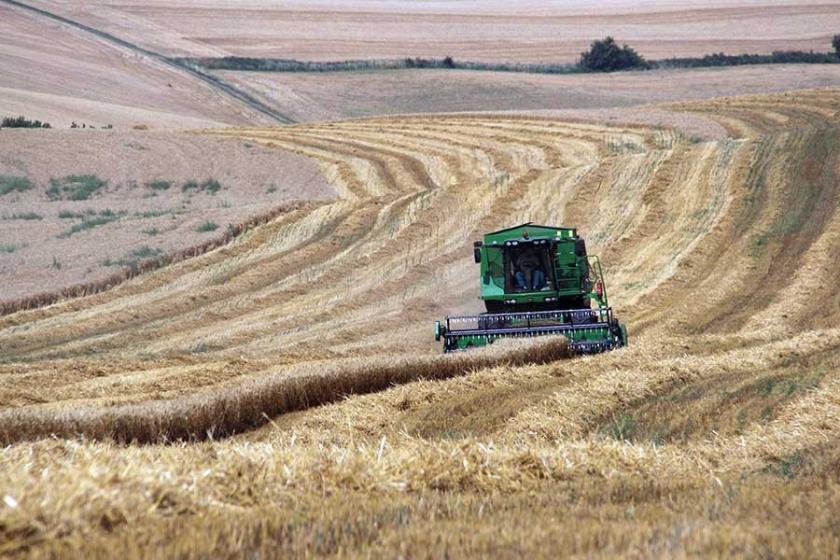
[435,223,627,353]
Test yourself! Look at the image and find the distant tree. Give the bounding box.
[579,37,649,72]
[833,34,840,57]
[443,56,455,69]
[0,115,51,129]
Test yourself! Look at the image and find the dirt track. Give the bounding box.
[1,86,840,555]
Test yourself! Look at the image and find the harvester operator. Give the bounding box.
[514,249,546,291]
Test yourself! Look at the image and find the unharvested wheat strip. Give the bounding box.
[0,338,572,444]
[0,437,702,548]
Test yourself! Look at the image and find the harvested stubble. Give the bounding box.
[3,88,840,557]
[0,338,570,444]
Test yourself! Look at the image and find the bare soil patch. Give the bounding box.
[0,129,333,301]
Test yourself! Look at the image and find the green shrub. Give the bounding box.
[104,246,161,269]
[201,179,222,194]
[47,175,107,201]
[134,209,169,219]
[146,180,172,191]
[182,178,223,194]
[181,46,839,79]
[1,116,51,129]
[131,246,161,259]
[142,227,161,236]
[579,37,649,72]
[58,210,91,219]
[657,50,838,69]
[182,56,458,72]
[58,210,124,238]
[7,212,42,220]
[195,221,219,232]
[0,243,23,253]
[606,413,637,441]
[0,175,34,196]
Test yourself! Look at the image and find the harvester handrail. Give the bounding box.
[445,308,614,332]
[587,256,609,307]
[446,307,613,321]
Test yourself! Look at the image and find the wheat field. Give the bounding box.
[1,87,840,557]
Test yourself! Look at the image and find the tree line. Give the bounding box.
[180,34,840,75]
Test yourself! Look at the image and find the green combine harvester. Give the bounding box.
[435,223,627,353]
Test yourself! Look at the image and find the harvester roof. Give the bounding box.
[483,222,576,244]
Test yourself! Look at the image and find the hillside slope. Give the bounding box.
[20,0,840,63]
[1,87,840,556]
[0,1,279,128]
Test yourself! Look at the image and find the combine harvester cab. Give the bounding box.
[435,223,627,353]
